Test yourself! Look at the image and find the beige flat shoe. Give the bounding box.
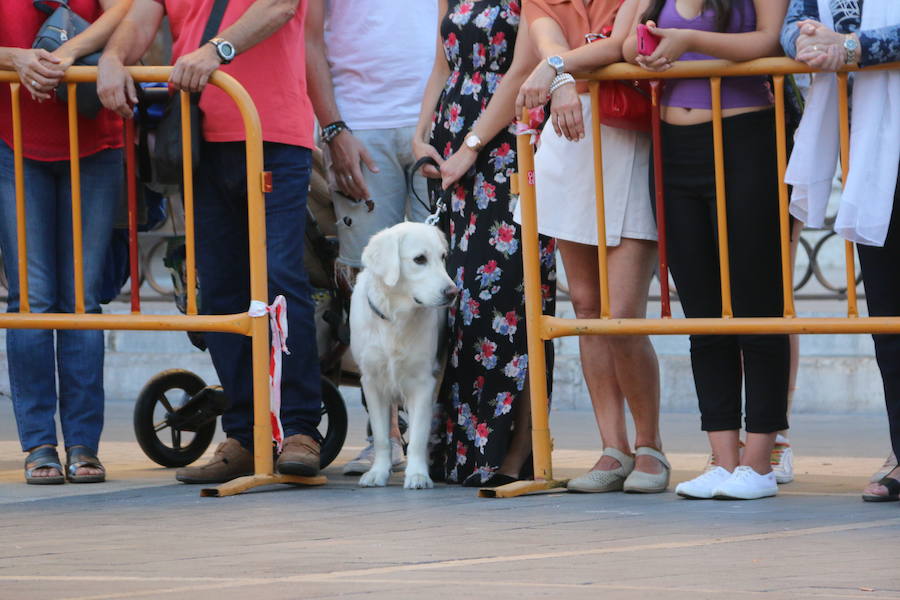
[567,447,635,493]
[623,447,671,494]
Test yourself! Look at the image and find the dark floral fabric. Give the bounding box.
[427,0,556,486]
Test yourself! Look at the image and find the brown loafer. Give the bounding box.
[175,438,253,484]
[276,434,320,477]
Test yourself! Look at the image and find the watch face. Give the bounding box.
[549,56,564,70]
[220,41,236,60]
[466,135,479,148]
[845,38,859,51]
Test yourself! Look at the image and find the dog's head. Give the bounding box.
[361,222,458,307]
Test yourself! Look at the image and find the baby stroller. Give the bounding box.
[132,139,352,470]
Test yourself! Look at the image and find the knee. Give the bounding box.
[568,287,602,320]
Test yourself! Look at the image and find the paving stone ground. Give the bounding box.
[1,396,898,600]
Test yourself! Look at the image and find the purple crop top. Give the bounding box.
[658,0,772,110]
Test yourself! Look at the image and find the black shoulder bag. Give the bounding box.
[32,0,103,118]
[153,0,230,186]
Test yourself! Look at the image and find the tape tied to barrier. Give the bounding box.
[514,106,546,145]
[248,296,290,452]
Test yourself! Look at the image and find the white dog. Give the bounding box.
[350,222,458,489]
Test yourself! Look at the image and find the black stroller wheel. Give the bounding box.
[134,369,217,468]
[318,376,348,469]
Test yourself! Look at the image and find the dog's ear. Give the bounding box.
[362,228,401,287]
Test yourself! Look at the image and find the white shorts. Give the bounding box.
[515,94,657,247]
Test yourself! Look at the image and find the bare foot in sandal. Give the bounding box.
[862,466,900,502]
[65,446,106,483]
[24,445,65,485]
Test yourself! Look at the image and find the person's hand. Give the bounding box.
[635,21,690,72]
[550,82,584,141]
[440,146,477,190]
[516,61,555,114]
[170,43,221,93]
[11,48,65,101]
[51,48,76,72]
[794,21,852,72]
[97,54,138,118]
[412,137,444,179]
[329,129,379,201]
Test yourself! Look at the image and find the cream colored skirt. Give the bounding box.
[515,94,656,247]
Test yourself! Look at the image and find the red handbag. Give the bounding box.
[598,79,652,132]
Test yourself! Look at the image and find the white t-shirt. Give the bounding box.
[324,0,437,130]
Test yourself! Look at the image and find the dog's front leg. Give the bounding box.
[402,380,435,490]
[358,387,392,487]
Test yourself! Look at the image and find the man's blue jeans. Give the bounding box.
[0,141,120,454]
[196,141,322,448]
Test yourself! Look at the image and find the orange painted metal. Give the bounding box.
[66,84,86,314]
[9,84,29,313]
[649,80,671,319]
[773,75,796,318]
[125,118,140,313]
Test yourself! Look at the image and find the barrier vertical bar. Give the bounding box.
[67,84,85,314]
[649,80,671,318]
[837,72,858,317]
[10,84,30,313]
[589,82,610,318]
[710,77,733,318]
[125,118,140,313]
[180,91,198,316]
[773,76,796,318]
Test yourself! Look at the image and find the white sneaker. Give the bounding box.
[675,466,732,499]
[713,466,778,500]
[342,437,406,476]
[771,437,794,484]
[869,451,898,483]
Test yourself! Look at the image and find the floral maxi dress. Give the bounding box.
[428,0,556,486]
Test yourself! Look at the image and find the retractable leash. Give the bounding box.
[408,156,475,232]
[649,79,672,319]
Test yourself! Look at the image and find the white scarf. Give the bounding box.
[785,0,900,247]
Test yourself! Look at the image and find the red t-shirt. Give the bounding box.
[0,0,123,161]
[157,0,314,149]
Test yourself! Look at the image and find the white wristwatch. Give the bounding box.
[547,55,565,76]
[464,132,483,152]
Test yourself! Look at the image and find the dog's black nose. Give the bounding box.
[443,284,459,301]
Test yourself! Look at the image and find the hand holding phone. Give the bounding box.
[637,24,661,56]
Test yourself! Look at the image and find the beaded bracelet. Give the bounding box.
[549,73,576,95]
[321,120,351,144]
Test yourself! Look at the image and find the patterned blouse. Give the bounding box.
[781,0,900,66]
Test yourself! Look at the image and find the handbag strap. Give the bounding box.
[200,0,231,48]
[33,0,68,16]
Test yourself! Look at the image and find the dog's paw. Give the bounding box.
[358,468,390,487]
[403,470,434,490]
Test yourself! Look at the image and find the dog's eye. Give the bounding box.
[413,254,427,265]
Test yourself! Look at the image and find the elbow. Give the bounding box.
[273,0,300,24]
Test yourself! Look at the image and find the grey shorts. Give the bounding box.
[327,126,431,268]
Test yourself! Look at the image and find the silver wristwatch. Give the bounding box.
[843,35,859,64]
[209,37,237,65]
[547,55,565,76]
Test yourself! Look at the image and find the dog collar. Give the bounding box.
[367,295,390,321]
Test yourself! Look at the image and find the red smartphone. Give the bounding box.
[637,24,661,56]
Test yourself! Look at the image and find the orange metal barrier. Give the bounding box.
[484,57,900,499]
[1,66,326,497]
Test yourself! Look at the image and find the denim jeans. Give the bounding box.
[196,141,321,448]
[0,141,121,454]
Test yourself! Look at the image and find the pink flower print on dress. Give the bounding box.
[474,422,490,451]
[459,212,477,252]
[444,102,465,134]
[493,391,515,417]
[492,310,518,341]
[474,5,500,32]
[472,43,487,70]
[451,183,466,215]
[473,172,497,209]
[476,259,502,289]
[445,32,460,61]
[490,31,508,59]
[461,71,484,99]
[472,375,485,401]
[475,338,498,369]
[450,0,475,26]
[459,287,480,326]
[456,440,468,466]
[488,142,515,179]
[489,221,519,257]
[503,353,528,391]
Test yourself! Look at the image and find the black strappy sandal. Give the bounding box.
[24,446,65,485]
[65,446,106,484]
[862,476,900,502]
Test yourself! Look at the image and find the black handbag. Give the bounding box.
[152,0,230,187]
[32,0,103,118]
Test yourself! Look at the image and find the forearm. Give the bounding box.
[102,5,162,66]
[305,41,341,125]
[470,58,535,142]
[414,58,450,144]
[0,48,21,70]
[57,0,133,61]
[781,0,816,59]
[684,29,784,61]
[218,0,299,55]
[859,25,900,67]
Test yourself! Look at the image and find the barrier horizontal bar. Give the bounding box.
[575,57,900,81]
[543,315,900,337]
[0,312,252,334]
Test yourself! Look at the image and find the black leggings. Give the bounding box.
[660,110,789,433]
[857,168,900,462]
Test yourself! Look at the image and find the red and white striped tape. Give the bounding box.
[249,296,289,452]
